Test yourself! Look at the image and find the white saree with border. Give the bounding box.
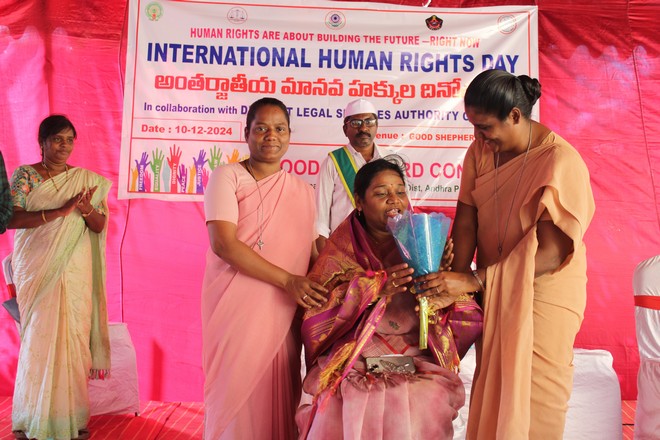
[11,167,111,440]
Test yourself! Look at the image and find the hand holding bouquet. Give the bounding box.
[387,210,451,349]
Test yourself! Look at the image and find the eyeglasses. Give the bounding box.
[345,118,378,129]
[50,135,75,145]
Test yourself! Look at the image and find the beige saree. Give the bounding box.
[11,166,111,440]
[459,132,595,439]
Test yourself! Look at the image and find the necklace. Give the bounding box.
[42,161,69,192]
[245,160,265,250]
[494,121,533,257]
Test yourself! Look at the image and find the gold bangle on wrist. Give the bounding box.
[41,210,47,223]
[472,269,486,292]
[82,207,94,218]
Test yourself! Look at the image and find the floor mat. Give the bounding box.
[0,396,635,439]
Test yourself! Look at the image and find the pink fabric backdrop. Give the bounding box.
[0,0,657,401]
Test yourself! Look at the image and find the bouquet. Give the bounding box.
[387,210,451,349]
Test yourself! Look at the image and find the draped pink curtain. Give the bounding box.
[0,0,657,401]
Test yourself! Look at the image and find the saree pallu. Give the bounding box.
[202,166,316,440]
[11,167,111,440]
[297,212,483,440]
[460,132,595,440]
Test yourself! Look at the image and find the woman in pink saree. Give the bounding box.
[8,115,111,440]
[296,157,483,439]
[420,70,596,439]
[202,97,327,440]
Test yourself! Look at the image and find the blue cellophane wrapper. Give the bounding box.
[387,211,451,349]
[387,211,451,277]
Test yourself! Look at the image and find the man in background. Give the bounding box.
[315,98,384,251]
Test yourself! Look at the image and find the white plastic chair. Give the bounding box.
[632,255,660,439]
[1,254,20,326]
[2,254,14,295]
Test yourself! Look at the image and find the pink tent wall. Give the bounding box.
[0,0,658,402]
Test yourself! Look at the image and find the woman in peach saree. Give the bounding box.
[419,70,596,439]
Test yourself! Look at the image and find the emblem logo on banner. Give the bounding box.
[228,7,248,24]
[425,15,443,31]
[325,11,346,30]
[498,15,518,34]
[145,2,163,21]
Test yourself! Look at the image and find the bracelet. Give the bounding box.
[41,210,47,223]
[82,207,95,218]
[472,269,485,292]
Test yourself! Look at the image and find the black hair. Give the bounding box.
[354,154,407,200]
[245,97,290,129]
[38,114,77,146]
[464,69,541,120]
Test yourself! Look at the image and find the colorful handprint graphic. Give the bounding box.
[193,149,208,194]
[208,145,223,170]
[178,164,188,193]
[167,145,182,193]
[135,152,151,192]
[150,148,165,192]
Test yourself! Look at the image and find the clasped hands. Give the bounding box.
[383,264,464,314]
[60,186,98,217]
[414,271,476,313]
[384,238,474,312]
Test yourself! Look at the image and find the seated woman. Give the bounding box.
[296,156,483,439]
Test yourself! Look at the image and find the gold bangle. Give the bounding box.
[82,207,94,218]
[41,210,47,223]
[472,269,486,292]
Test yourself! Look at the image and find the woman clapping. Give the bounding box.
[9,114,111,440]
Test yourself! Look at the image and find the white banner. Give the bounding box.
[119,0,538,204]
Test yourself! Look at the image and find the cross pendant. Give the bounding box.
[257,239,264,250]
